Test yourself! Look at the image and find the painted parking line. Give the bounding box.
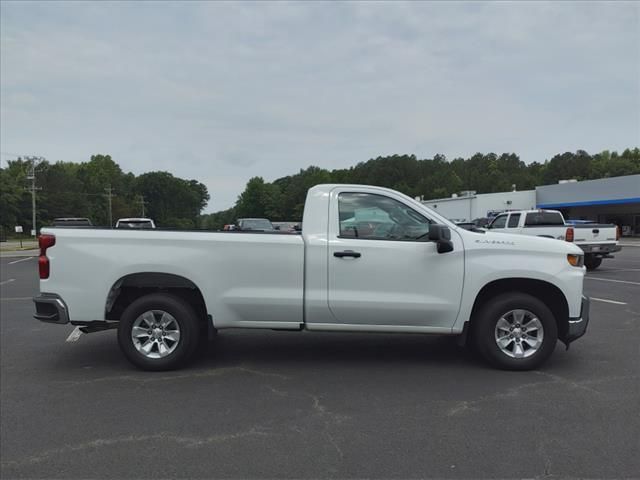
[8,257,34,265]
[585,277,640,286]
[0,297,32,302]
[591,297,627,305]
[594,268,640,273]
[0,278,16,286]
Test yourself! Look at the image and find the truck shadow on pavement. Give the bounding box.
[49,329,508,374]
[203,330,477,368]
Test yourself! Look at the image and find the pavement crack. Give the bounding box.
[447,372,640,418]
[533,371,605,395]
[56,364,290,387]
[1,428,269,467]
[446,370,610,417]
[305,393,348,459]
[265,384,289,396]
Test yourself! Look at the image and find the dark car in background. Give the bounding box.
[52,217,93,227]
[236,218,275,231]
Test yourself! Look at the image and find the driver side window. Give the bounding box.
[338,193,431,241]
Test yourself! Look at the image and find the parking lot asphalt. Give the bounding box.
[1,249,639,479]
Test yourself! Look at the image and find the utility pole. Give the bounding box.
[24,156,44,237]
[137,195,148,217]
[104,186,116,228]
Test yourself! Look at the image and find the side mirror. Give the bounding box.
[428,224,454,254]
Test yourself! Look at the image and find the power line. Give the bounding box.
[137,195,148,217]
[0,151,26,157]
[23,156,45,237]
[104,186,116,228]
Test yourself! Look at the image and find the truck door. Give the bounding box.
[323,188,464,330]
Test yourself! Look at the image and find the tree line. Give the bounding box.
[200,148,640,229]
[1,148,638,234]
[0,154,209,233]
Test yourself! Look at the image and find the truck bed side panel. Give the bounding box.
[40,229,305,328]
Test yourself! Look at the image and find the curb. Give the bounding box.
[0,250,39,258]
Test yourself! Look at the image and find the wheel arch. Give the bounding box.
[469,278,570,341]
[105,272,208,323]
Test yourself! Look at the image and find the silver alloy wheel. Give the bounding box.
[494,309,544,359]
[131,310,181,359]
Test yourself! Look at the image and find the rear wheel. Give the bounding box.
[584,255,602,271]
[472,293,558,370]
[117,293,201,371]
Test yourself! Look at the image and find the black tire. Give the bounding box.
[584,255,602,271]
[117,293,201,371]
[472,292,558,370]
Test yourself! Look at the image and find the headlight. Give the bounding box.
[567,254,584,267]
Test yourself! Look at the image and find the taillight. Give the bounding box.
[38,234,56,279]
[565,227,574,243]
[616,225,620,241]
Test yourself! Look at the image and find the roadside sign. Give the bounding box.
[14,226,23,233]
[31,229,36,236]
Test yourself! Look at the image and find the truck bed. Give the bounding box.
[41,227,305,328]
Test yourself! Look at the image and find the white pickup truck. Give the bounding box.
[34,184,589,371]
[486,209,621,270]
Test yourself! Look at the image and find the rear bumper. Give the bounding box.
[562,295,590,346]
[33,293,70,324]
[579,243,621,255]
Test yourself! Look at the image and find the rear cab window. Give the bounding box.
[524,211,564,226]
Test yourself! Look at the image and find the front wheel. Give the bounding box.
[584,255,602,271]
[117,293,201,371]
[472,293,558,370]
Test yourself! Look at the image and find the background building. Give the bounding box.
[536,174,640,236]
[422,174,640,236]
[422,190,536,223]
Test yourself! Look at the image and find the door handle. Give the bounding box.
[334,250,361,258]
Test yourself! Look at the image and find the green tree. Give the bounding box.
[136,171,209,228]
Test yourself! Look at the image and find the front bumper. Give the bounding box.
[33,293,70,324]
[562,295,590,347]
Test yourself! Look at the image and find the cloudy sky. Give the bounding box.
[1,1,639,211]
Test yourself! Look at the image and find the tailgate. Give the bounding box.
[573,224,618,245]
